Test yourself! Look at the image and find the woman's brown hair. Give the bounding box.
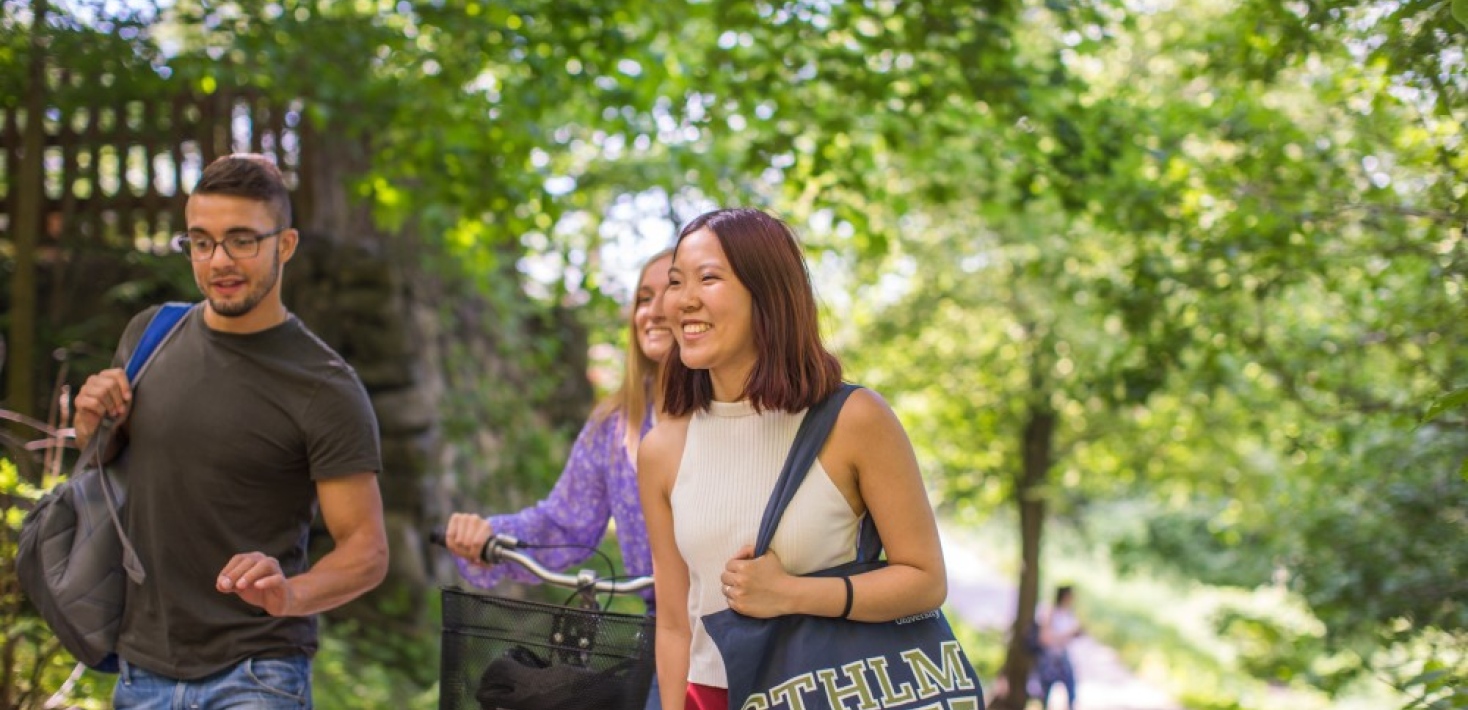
[662,208,843,416]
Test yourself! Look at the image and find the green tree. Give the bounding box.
[3,0,1463,706]
[817,0,1464,703]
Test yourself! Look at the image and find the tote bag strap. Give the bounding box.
[751,383,877,559]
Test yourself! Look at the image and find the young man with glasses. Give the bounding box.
[72,153,388,708]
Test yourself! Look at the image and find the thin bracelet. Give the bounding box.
[840,576,854,619]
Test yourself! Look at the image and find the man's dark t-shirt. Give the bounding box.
[110,305,381,679]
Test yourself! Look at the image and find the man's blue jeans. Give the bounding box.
[114,656,312,709]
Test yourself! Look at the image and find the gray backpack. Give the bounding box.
[17,302,191,671]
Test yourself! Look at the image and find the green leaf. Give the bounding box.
[1421,387,1468,425]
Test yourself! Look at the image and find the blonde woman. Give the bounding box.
[445,249,674,599]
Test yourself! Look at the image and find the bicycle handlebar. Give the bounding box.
[428,527,654,594]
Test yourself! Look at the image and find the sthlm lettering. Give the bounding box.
[737,640,979,710]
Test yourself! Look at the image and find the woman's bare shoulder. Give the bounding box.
[823,386,917,480]
[638,414,692,481]
[644,414,691,445]
[835,386,903,436]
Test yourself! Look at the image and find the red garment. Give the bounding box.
[686,683,729,710]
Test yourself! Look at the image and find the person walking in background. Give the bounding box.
[441,248,673,602]
[71,153,387,708]
[637,208,953,710]
[1037,585,1083,709]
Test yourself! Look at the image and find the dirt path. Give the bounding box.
[941,527,1181,710]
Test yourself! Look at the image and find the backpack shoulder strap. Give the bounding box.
[124,302,193,384]
[82,301,195,585]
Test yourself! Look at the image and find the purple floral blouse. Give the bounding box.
[455,407,654,602]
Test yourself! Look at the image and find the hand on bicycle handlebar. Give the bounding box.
[441,513,497,567]
[428,524,651,594]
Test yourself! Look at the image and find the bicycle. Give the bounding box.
[428,529,656,710]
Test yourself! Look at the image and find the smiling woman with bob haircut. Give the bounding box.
[638,207,951,710]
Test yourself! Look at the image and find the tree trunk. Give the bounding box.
[992,342,1057,710]
[5,0,48,426]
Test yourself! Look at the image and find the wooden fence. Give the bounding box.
[0,87,313,250]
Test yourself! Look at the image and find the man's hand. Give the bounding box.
[72,368,132,446]
[217,552,297,617]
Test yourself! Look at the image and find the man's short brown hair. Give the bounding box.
[192,153,292,227]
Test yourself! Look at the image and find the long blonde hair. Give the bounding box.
[592,248,674,436]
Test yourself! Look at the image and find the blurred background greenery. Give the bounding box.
[1,0,1462,708]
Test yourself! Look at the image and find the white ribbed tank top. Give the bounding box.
[671,399,859,688]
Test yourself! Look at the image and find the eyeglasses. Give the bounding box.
[171,228,285,261]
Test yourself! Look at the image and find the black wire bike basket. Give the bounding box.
[439,586,656,710]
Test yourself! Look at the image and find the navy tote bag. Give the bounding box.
[702,384,984,710]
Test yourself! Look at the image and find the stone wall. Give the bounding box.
[283,232,592,628]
